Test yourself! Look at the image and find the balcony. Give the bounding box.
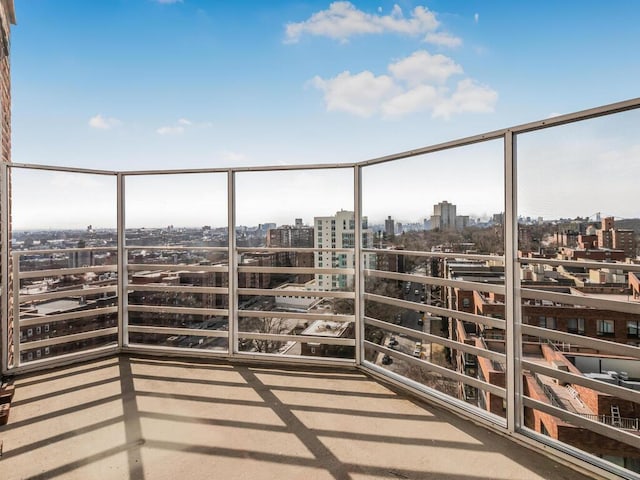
[1,355,592,480]
[2,98,640,479]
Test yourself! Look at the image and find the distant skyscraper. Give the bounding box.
[431,201,457,231]
[385,216,395,238]
[314,210,374,290]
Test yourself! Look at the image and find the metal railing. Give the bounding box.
[2,96,640,479]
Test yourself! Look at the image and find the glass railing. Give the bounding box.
[2,97,640,479]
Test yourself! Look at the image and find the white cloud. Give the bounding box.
[381,84,439,117]
[424,31,462,48]
[178,118,192,125]
[285,2,460,44]
[154,0,183,4]
[88,114,121,130]
[311,51,497,119]
[156,126,185,135]
[432,79,498,119]
[311,71,399,117]
[388,50,462,86]
[474,13,479,24]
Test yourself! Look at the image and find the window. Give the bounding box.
[597,319,615,336]
[44,324,50,332]
[36,326,42,334]
[627,320,640,338]
[537,316,556,329]
[462,298,471,308]
[27,328,33,337]
[567,318,585,334]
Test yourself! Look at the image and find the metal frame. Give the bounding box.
[0,161,8,372]
[2,97,640,478]
[117,172,128,348]
[504,130,521,434]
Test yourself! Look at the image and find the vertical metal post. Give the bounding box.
[0,162,8,373]
[504,130,522,433]
[227,170,237,357]
[117,173,128,348]
[353,165,363,365]
[11,251,19,367]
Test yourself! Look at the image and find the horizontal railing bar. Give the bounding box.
[127,284,228,295]
[238,288,354,299]
[10,345,119,375]
[19,307,118,327]
[360,98,640,169]
[358,130,506,167]
[13,247,117,256]
[238,309,353,322]
[19,286,117,303]
[365,316,506,363]
[125,245,228,252]
[123,343,227,356]
[19,265,117,279]
[237,331,355,346]
[237,247,352,253]
[9,162,117,175]
[230,350,356,366]
[521,324,640,360]
[365,269,506,295]
[366,340,506,397]
[523,396,640,450]
[127,305,229,316]
[363,248,504,262]
[127,264,228,272]
[20,327,119,349]
[237,266,354,275]
[518,256,640,273]
[509,96,640,135]
[128,325,228,338]
[365,293,506,330]
[521,287,640,315]
[522,360,640,405]
[121,162,355,176]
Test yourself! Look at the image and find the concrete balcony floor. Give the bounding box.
[0,355,595,480]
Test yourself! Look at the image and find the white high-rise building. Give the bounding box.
[314,210,375,291]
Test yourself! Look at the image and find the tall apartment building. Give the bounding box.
[431,201,457,231]
[384,216,395,238]
[314,210,374,291]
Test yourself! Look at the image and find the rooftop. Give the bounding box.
[1,355,593,480]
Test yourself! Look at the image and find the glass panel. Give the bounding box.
[125,173,229,350]
[234,168,356,359]
[517,109,640,474]
[10,168,118,364]
[361,140,506,417]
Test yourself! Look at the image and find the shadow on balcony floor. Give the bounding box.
[0,355,594,480]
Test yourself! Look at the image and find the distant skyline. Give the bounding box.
[9,1,640,227]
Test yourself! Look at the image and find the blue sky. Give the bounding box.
[9,1,640,228]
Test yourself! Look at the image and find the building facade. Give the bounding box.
[314,210,374,291]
